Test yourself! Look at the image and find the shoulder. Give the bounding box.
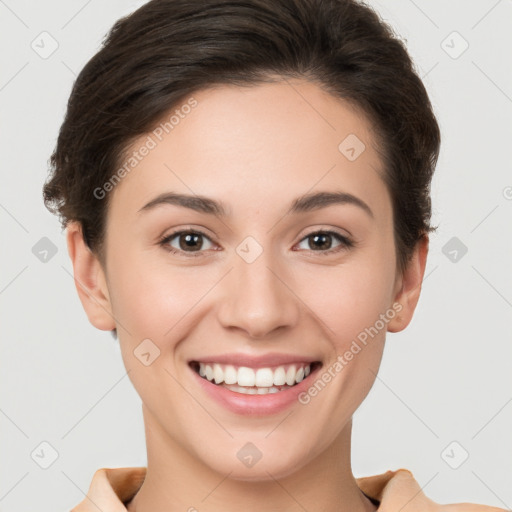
[356,468,508,511]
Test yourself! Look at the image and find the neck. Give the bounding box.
[127,405,377,512]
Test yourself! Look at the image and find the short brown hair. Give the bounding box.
[43,0,441,275]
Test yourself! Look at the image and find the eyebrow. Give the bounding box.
[138,190,374,219]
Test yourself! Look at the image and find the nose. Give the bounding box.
[217,243,300,339]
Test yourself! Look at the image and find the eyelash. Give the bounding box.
[158,228,355,258]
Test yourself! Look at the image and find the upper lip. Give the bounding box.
[189,353,321,369]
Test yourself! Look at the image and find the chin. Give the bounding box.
[193,436,316,482]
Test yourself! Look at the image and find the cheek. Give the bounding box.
[107,252,200,335]
[107,255,204,424]
[106,252,226,375]
[303,255,396,345]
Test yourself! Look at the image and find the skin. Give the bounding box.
[67,78,428,512]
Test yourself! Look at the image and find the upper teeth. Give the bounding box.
[197,362,312,387]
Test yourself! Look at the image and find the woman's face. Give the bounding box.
[81,78,422,479]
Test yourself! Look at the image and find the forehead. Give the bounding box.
[108,79,391,223]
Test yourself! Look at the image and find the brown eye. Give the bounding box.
[160,230,214,256]
[296,231,353,255]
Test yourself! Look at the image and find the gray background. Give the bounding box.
[1,0,511,510]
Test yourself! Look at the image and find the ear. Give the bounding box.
[387,235,429,333]
[66,222,116,331]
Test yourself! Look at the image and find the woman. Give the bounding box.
[43,0,506,510]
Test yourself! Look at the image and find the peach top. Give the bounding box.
[70,466,508,511]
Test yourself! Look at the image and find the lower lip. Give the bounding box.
[190,364,320,416]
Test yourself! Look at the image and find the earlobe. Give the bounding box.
[387,235,429,333]
[66,222,116,331]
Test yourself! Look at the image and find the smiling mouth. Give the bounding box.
[190,361,322,395]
